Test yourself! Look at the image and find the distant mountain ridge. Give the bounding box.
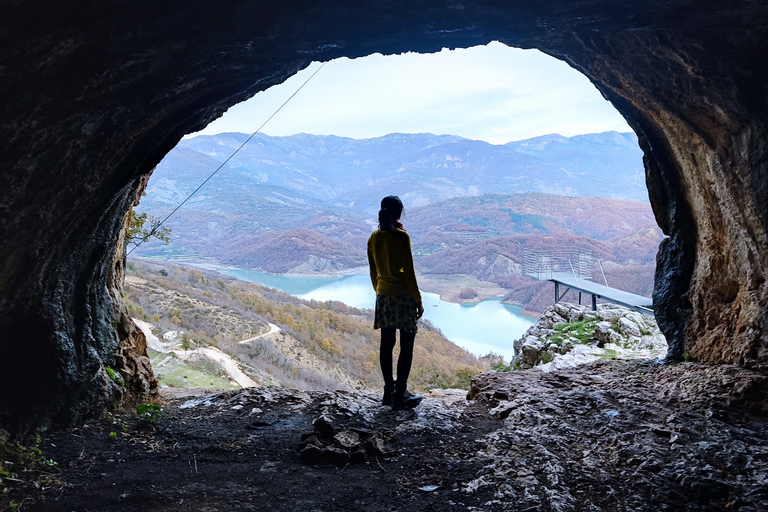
[169,131,647,209]
[406,193,657,245]
[135,130,648,258]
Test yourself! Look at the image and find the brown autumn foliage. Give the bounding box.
[406,193,658,242]
[124,258,487,391]
[133,193,662,318]
[221,228,366,273]
[414,230,660,311]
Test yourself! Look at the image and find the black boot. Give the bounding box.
[382,381,396,406]
[392,389,422,411]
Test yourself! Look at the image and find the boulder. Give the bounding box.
[521,339,545,369]
[593,322,616,348]
[618,317,643,338]
[540,349,556,364]
[597,309,622,323]
[552,303,574,321]
[512,303,668,370]
[637,335,669,352]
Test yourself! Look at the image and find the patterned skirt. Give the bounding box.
[373,294,419,333]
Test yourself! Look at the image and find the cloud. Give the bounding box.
[191,42,631,144]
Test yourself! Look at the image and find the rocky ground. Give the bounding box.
[3,360,767,512]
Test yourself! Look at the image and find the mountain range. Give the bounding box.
[170,130,647,210]
[132,131,659,311]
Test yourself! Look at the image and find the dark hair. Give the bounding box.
[378,195,404,233]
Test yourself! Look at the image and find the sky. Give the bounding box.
[190,41,631,145]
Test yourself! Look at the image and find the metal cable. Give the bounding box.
[127,62,326,255]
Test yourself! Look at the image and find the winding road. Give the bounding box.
[133,318,281,389]
[191,346,258,388]
[239,322,281,344]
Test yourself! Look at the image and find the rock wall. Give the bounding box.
[2,0,768,430]
[108,175,158,398]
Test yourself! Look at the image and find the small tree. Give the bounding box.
[180,333,191,352]
[127,211,171,248]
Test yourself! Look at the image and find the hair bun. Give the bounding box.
[378,195,403,233]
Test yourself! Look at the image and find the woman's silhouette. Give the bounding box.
[367,196,424,410]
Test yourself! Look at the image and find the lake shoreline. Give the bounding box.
[139,256,536,309]
[129,257,536,360]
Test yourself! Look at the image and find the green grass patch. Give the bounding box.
[137,403,162,423]
[597,349,618,360]
[0,437,58,487]
[148,349,237,389]
[547,334,566,347]
[491,360,512,372]
[551,319,598,344]
[105,366,124,387]
[453,366,482,389]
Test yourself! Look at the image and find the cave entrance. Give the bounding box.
[124,42,663,390]
[6,1,766,432]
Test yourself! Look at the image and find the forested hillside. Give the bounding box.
[406,193,657,243]
[222,228,367,273]
[130,131,659,313]
[124,259,487,392]
[130,193,661,311]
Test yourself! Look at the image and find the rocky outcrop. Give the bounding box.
[298,416,391,465]
[3,0,768,430]
[513,302,667,370]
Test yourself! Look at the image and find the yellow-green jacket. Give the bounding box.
[367,229,422,305]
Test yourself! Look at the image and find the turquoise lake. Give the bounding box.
[223,269,535,360]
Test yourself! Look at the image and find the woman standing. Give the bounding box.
[367,196,424,410]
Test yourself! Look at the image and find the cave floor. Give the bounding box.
[5,360,767,512]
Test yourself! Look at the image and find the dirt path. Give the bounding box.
[133,317,258,388]
[133,317,174,352]
[238,322,281,344]
[179,346,258,388]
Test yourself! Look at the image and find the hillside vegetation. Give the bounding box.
[131,131,660,312]
[223,228,366,273]
[411,207,661,312]
[408,193,661,310]
[407,193,657,242]
[124,259,487,392]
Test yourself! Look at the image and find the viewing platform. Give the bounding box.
[546,272,654,316]
[523,247,654,316]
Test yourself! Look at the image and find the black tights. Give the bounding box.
[380,327,415,394]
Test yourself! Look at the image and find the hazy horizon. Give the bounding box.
[187,128,636,146]
[188,42,631,145]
